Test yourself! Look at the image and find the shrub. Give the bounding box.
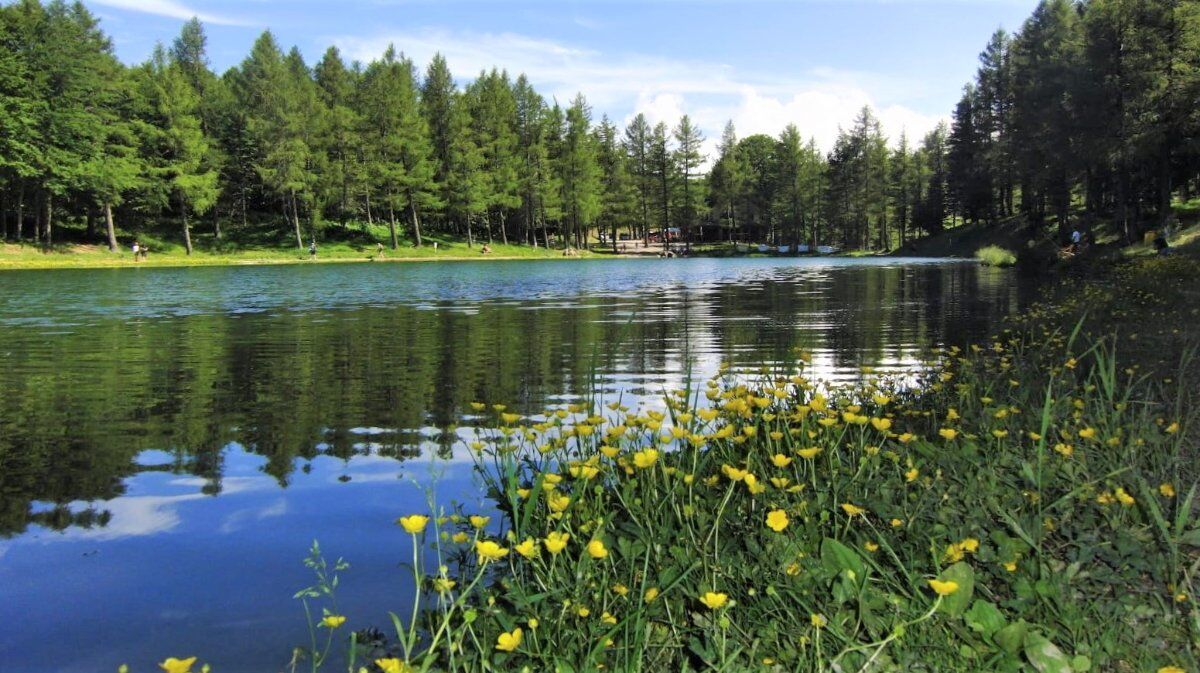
[975,245,1017,266]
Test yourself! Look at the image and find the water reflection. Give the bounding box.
[0,257,1026,672]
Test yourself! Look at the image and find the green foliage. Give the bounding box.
[976,245,1018,266]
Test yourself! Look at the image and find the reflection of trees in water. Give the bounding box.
[0,264,1026,536]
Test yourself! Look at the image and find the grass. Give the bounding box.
[0,237,591,271]
[198,252,1195,673]
[976,245,1018,267]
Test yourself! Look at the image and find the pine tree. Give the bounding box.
[672,115,705,251]
[137,47,219,254]
[708,121,746,242]
[596,115,636,252]
[467,70,521,245]
[558,94,602,249]
[622,113,653,244]
[315,46,360,226]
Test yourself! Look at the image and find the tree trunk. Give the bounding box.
[182,204,193,255]
[466,214,474,248]
[387,198,398,250]
[213,204,221,240]
[104,202,118,252]
[291,191,304,250]
[44,192,52,246]
[409,200,422,247]
[498,210,509,245]
[16,185,24,241]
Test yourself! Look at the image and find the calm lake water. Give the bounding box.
[0,257,1025,672]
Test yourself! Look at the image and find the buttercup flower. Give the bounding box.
[543,531,570,554]
[928,579,959,596]
[586,538,609,559]
[375,658,412,673]
[841,503,866,517]
[320,615,346,629]
[396,515,429,534]
[495,627,523,652]
[699,592,728,609]
[766,509,789,532]
[159,658,197,673]
[476,540,509,563]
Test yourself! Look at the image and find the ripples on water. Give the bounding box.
[0,257,1025,672]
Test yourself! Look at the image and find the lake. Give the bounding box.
[0,257,1025,672]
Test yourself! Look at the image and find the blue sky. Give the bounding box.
[85,0,1038,155]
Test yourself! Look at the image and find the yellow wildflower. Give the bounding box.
[699,592,729,610]
[495,627,523,653]
[612,583,629,596]
[1165,422,1179,434]
[771,453,793,468]
[159,658,197,673]
[451,532,469,544]
[631,448,659,469]
[1115,487,1135,506]
[543,531,570,555]
[644,587,660,602]
[601,611,617,625]
[890,518,904,528]
[587,539,609,559]
[432,577,456,593]
[928,579,959,596]
[938,428,958,441]
[765,509,789,532]
[469,515,490,529]
[1160,483,1176,498]
[797,447,822,459]
[320,615,346,629]
[870,417,892,432]
[515,538,538,559]
[864,541,879,552]
[841,503,866,517]
[721,464,748,481]
[810,613,827,628]
[375,659,412,673]
[396,515,430,535]
[905,468,919,483]
[1157,667,1185,673]
[475,540,508,563]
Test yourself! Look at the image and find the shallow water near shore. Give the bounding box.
[0,257,1027,672]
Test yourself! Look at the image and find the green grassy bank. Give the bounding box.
[0,239,593,271]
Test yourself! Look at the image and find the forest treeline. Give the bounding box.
[0,0,1197,253]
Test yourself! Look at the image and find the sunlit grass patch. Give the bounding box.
[975,245,1017,267]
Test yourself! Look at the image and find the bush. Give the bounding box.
[975,245,1017,266]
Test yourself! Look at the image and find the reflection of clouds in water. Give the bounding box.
[25,475,278,543]
[218,498,288,534]
[65,493,202,541]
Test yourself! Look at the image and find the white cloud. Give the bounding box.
[90,0,248,26]
[333,28,947,161]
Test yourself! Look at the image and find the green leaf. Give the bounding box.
[1024,633,1072,673]
[964,599,1007,638]
[995,620,1028,655]
[821,537,866,580]
[937,562,975,617]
